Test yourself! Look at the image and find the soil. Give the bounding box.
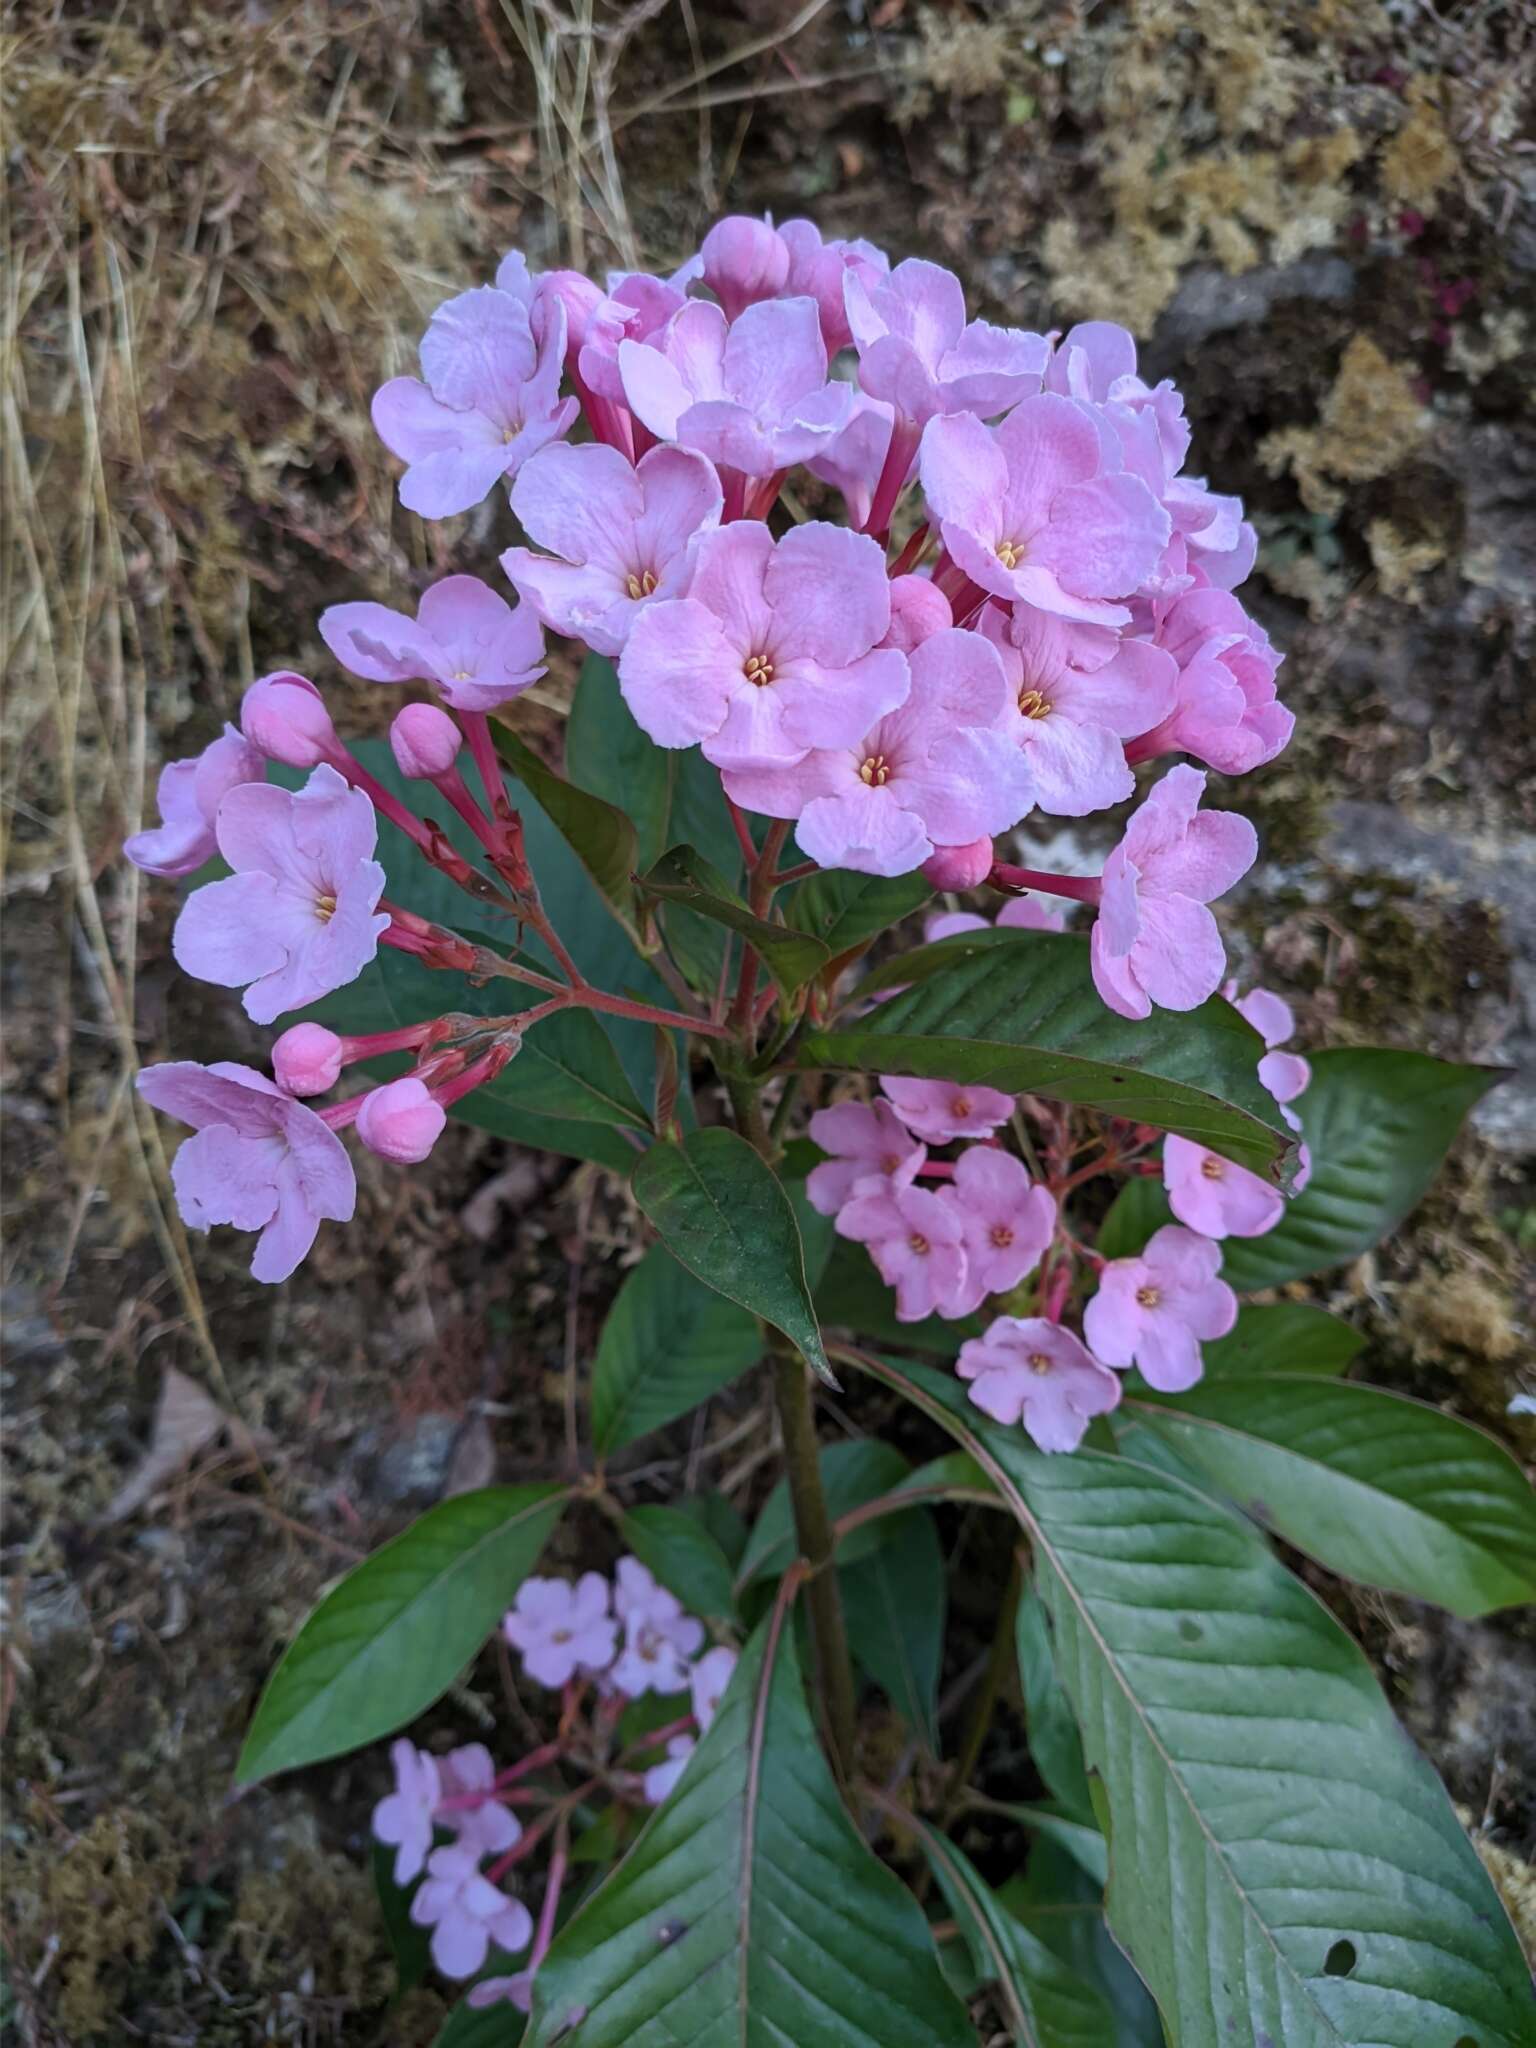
[4,1,1534,2040]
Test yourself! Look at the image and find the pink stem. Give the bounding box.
[721,466,749,522]
[527,1819,570,1974]
[458,710,508,823]
[988,862,1102,906]
[724,794,758,870]
[862,416,922,539]
[888,520,930,578]
[496,1740,564,1787]
[915,1159,956,1180]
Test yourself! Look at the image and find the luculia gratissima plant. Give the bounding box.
[128,217,1535,2045]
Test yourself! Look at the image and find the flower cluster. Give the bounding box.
[371,1557,735,2010]
[812,969,1309,1453]
[125,214,1288,1284]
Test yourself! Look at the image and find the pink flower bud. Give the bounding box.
[241,671,336,767]
[355,1077,446,1163]
[699,216,789,321]
[922,837,993,890]
[390,702,461,781]
[882,575,953,653]
[272,1022,345,1096]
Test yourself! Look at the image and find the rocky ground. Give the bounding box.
[4,1,1534,2039]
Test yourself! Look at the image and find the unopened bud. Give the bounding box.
[390,702,461,781]
[241,671,336,767]
[882,576,952,653]
[355,1077,447,1163]
[700,216,789,321]
[272,1022,344,1096]
[922,836,994,891]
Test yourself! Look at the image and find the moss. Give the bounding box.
[19,1805,179,2038]
[1260,336,1429,515]
[1380,77,1459,216]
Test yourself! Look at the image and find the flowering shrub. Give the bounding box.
[129,220,1534,2044]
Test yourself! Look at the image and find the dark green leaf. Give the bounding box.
[1015,1588,1094,1825]
[1094,1178,1172,1260]
[590,1245,762,1454]
[999,1844,1165,2048]
[1221,1047,1501,1290]
[803,931,1293,1182]
[524,1610,975,2047]
[620,1504,738,1623]
[678,1489,750,1570]
[640,845,830,996]
[434,1996,527,2046]
[632,1128,832,1384]
[979,1803,1109,1889]
[845,1351,1534,2048]
[786,869,931,955]
[842,1507,945,1749]
[1130,1377,1536,1616]
[737,1439,910,1587]
[492,718,640,934]
[1198,1303,1364,1377]
[914,1818,1118,2048]
[237,1486,566,1782]
[372,1844,430,1995]
[566,653,673,871]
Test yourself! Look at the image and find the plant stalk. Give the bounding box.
[941,1545,1024,1825]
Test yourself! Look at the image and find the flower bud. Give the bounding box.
[700,216,789,321]
[241,671,336,767]
[882,575,952,653]
[922,836,993,891]
[390,702,461,781]
[355,1077,447,1164]
[272,1022,345,1096]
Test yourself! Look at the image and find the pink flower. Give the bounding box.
[779,219,889,354]
[123,725,264,877]
[610,1557,706,1697]
[880,1075,1015,1144]
[643,1733,696,1805]
[806,1099,925,1215]
[805,394,900,527]
[172,765,388,1025]
[241,672,339,767]
[1229,983,1311,1106]
[979,603,1178,817]
[389,703,460,781]
[372,283,578,517]
[372,1739,442,1885]
[700,215,790,319]
[1082,1223,1237,1391]
[355,1078,447,1164]
[845,258,1048,425]
[618,297,852,476]
[568,269,689,404]
[920,394,1171,626]
[1090,765,1257,1020]
[136,1061,356,1282]
[410,1843,533,1979]
[502,1572,617,1689]
[501,441,722,657]
[718,629,1032,878]
[1133,589,1292,774]
[618,520,907,763]
[921,837,994,890]
[439,1743,521,1860]
[882,575,953,653]
[957,1317,1122,1453]
[1162,1134,1284,1239]
[997,896,1067,934]
[319,575,545,714]
[836,1181,969,1322]
[946,1148,1056,1313]
[272,1022,344,1096]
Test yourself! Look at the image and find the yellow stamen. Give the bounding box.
[1018,687,1051,720]
[996,539,1023,570]
[859,753,891,786]
[625,569,658,600]
[907,1233,930,1256]
[743,652,775,686]
[1200,1156,1225,1180]
[1136,1284,1162,1308]
[1029,1352,1052,1375]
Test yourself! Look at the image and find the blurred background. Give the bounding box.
[4,1,1534,2037]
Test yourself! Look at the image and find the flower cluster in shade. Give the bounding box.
[371,1557,735,2006]
[124,215,1290,1282]
[812,956,1311,1453]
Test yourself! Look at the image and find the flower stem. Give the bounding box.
[988,861,1102,906]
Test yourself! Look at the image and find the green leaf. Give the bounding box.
[1198,1303,1364,1377]
[913,1818,1118,2048]
[590,1245,762,1454]
[999,1844,1165,2048]
[679,1489,750,1570]
[621,1504,738,1623]
[737,1439,910,1588]
[1221,1047,1502,1290]
[845,1351,1534,2048]
[639,844,830,996]
[1094,1178,1172,1259]
[372,1844,430,1995]
[632,1128,832,1384]
[802,931,1293,1182]
[786,868,931,955]
[492,718,641,935]
[841,1506,945,1749]
[1015,1587,1094,1825]
[237,1485,566,1782]
[566,652,673,872]
[979,1803,1109,1889]
[434,1997,527,2046]
[524,1609,975,2047]
[1129,1377,1536,1616]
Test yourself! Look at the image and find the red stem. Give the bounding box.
[988,862,1102,906]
